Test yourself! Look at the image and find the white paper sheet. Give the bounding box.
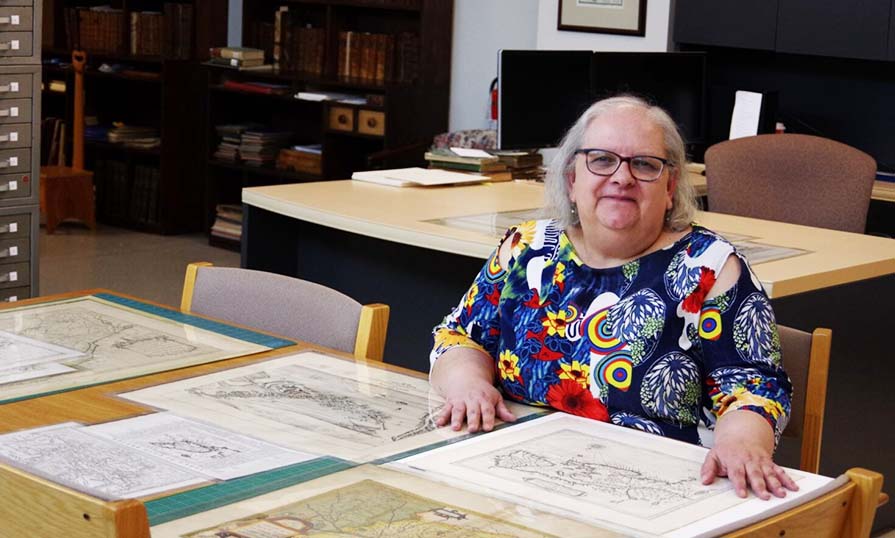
[729,90,764,140]
[85,413,316,480]
[390,413,836,538]
[450,147,494,158]
[120,351,546,462]
[352,167,489,187]
[0,422,206,500]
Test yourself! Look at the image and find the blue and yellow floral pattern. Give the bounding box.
[431,220,792,445]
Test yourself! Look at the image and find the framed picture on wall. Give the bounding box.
[557,0,647,37]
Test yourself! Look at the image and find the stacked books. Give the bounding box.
[213,124,249,162]
[210,204,243,243]
[240,130,292,167]
[492,150,545,181]
[208,47,271,71]
[425,148,509,176]
[107,125,160,150]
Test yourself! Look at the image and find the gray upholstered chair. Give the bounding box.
[180,262,389,361]
[704,134,876,233]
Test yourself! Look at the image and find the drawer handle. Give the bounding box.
[0,15,20,25]
[0,245,18,257]
[0,180,16,191]
[366,117,378,128]
[0,271,17,283]
[0,40,20,51]
[0,107,19,117]
[337,114,349,125]
[0,222,18,233]
[0,83,19,93]
[0,157,17,168]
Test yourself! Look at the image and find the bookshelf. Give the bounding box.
[40,0,228,234]
[202,0,453,249]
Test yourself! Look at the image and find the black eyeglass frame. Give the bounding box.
[574,148,673,182]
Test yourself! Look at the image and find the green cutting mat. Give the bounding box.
[146,457,355,526]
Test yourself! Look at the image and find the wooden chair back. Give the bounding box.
[180,262,389,361]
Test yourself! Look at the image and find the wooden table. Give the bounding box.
[0,291,884,538]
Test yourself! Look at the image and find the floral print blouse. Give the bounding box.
[431,219,792,445]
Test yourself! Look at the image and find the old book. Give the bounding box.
[209,46,265,60]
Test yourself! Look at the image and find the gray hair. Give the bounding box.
[543,95,697,232]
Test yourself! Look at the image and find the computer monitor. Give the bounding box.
[590,51,707,146]
[497,50,593,150]
[497,50,707,151]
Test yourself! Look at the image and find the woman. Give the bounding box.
[429,95,797,500]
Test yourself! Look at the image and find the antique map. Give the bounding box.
[393,414,837,537]
[151,465,615,538]
[121,351,544,462]
[0,296,269,402]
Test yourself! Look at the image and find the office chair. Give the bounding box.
[705,134,876,233]
[180,262,389,361]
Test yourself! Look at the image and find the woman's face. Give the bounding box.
[568,106,677,235]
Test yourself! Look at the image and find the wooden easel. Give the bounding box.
[39,49,96,234]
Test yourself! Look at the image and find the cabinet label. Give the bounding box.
[9,246,17,256]
[9,157,16,166]
[9,82,18,92]
[9,222,17,232]
[9,132,16,142]
[11,40,19,50]
[9,180,16,190]
[9,271,16,281]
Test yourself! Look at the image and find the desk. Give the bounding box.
[242,179,895,530]
[0,293,884,538]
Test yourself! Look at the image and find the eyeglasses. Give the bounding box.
[574,148,671,182]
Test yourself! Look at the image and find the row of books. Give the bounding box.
[338,31,419,83]
[63,4,194,59]
[274,9,326,76]
[213,124,293,167]
[424,149,545,181]
[94,159,160,226]
[210,204,243,243]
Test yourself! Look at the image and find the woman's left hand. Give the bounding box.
[700,410,799,500]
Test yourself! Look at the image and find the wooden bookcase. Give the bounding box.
[202,0,453,250]
[40,0,227,234]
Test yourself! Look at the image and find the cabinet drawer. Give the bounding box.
[0,7,31,32]
[0,97,29,123]
[328,106,355,132]
[0,171,29,198]
[0,122,28,148]
[0,31,31,57]
[0,211,28,236]
[0,147,28,172]
[0,284,28,302]
[357,110,385,136]
[0,260,28,288]
[0,236,27,262]
[0,73,31,97]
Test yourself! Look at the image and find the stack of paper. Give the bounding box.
[351,167,489,187]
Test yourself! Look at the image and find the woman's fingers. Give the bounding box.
[495,399,517,423]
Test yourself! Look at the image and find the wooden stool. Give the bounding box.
[40,166,96,234]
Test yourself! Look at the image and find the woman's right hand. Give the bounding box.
[434,379,516,433]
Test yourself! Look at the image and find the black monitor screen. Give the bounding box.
[498,50,593,150]
[497,50,707,150]
[591,51,707,145]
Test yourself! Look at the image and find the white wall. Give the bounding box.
[228,0,242,45]
[536,0,672,51]
[448,0,539,131]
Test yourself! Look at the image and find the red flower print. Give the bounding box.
[525,326,547,343]
[681,267,717,313]
[524,289,550,309]
[485,284,501,305]
[546,379,609,421]
[532,345,564,361]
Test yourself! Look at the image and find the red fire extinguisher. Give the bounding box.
[490,78,498,122]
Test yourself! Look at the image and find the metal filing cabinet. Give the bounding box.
[0,0,40,302]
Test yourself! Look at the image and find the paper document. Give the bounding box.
[729,90,764,139]
[352,167,489,188]
[450,147,493,158]
[390,413,838,538]
[85,412,316,480]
